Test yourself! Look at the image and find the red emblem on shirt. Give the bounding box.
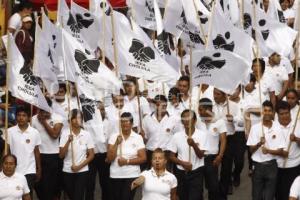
[26,139,30,144]
[272,135,276,139]
[166,128,171,132]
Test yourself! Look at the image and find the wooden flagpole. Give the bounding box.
[188,44,193,162]
[283,106,300,167]
[101,0,107,64]
[4,34,11,155]
[295,1,300,89]
[205,0,216,49]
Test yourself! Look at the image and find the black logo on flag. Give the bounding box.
[189,31,205,45]
[74,49,100,75]
[129,39,155,63]
[181,11,188,25]
[67,12,94,33]
[48,48,54,64]
[197,53,226,70]
[100,1,111,16]
[277,10,285,23]
[258,19,269,40]
[212,32,235,51]
[146,0,155,16]
[20,64,38,86]
[157,32,171,55]
[243,13,252,29]
[79,94,96,122]
[197,11,208,24]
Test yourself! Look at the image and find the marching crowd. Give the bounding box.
[1,0,300,200]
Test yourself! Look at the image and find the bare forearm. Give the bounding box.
[191,144,205,159]
[219,133,227,158]
[107,144,119,162]
[42,122,61,139]
[59,142,71,159]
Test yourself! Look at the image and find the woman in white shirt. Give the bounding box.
[107,112,147,200]
[131,148,177,200]
[59,109,95,200]
[0,154,31,200]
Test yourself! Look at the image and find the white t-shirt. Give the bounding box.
[143,113,182,151]
[8,13,22,32]
[7,125,42,175]
[0,172,30,200]
[141,168,177,200]
[109,131,145,178]
[290,176,300,199]
[246,122,286,163]
[59,129,95,173]
[167,102,185,117]
[166,129,207,170]
[31,113,63,154]
[138,79,170,99]
[264,65,289,95]
[196,118,227,155]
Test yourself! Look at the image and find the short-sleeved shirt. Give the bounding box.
[246,122,285,163]
[196,118,227,155]
[166,129,207,170]
[0,172,30,200]
[59,129,95,173]
[141,168,177,200]
[8,13,22,32]
[290,176,300,199]
[143,113,182,151]
[109,131,145,178]
[265,65,289,95]
[31,113,63,154]
[7,125,41,175]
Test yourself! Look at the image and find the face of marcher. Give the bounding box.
[152,152,167,171]
[181,111,196,130]
[120,117,133,133]
[2,156,17,177]
[17,112,29,127]
[213,89,226,104]
[286,92,298,108]
[178,80,189,95]
[71,114,82,128]
[262,106,274,121]
[278,109,291,126]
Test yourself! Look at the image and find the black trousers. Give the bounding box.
[204,155,220,200]
[85,153,110,200]
[175,166,204,200]
[109,178,137,200]
[25,173,36,199]
[35,154,62,200]
[276,164,300,200]
[252,160,278,200]
[63,171,89,200]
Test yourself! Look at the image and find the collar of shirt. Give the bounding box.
[150,168,167,178]
[0,171,16,180]
[16,124,33,134]
[150,112,170,121]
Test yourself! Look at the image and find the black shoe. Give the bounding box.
[233,175,240,187]
[227,185,233,195]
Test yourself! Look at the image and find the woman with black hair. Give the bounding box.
[59,109,95,200]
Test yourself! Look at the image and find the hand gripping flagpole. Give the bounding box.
[4,34,11,155]
[283,106,300,168]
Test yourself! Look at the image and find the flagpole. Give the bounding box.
[295,1,300,89]
[192,0,207,44]
[205,0,216,49]
[101,0,107,64]
[4,34,11,155]
[188,44,193,162]
[283,106,300,168]
[180,40,184,74]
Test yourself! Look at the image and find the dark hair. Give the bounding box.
[124,77,137,86]
[249,73,256,83]
[18,2,33,11]
[16,105,30,117]
[276,100,290,113]
[286,88,299,99]
[198,98,213,111]
[252,58,266,75]
[152,148,166,159]
[69,109,82,121]
[2,154,18,166]
[262,100,273,110]
[168,87,182,102]
[45,97,53,107]
[181,109,197,121]
[120,112,134,124]
[178,75,190,84]
[154,95,168,103]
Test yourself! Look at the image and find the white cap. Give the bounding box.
[22,16,33,23]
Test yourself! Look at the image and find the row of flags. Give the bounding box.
[2,0,299,130]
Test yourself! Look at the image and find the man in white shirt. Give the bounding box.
[7,2,33,34]
[167,109,207,200]
[31,98,63,200]
[290,176,300,200]
[274,101,300,200]
[247,101,285,200]
[197,98,227,200]
[7,105,42,198]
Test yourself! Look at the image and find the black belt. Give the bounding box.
[254,159,276,165]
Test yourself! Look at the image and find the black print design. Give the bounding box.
[258,19,269,40]
[67,12,94,33]
[189,31,205,45]
[129,39,155,63]
[243,13,252,29]
[48,48,54,64]
[100,1,111,16]
[212,32,235,51]
[197,11,208,24]
[181,11,188,25]
[74,49,100,75]
[197,52,226,70]
[145,0,155,14]
[277,10,285,23]
[79,94,95,122]
[19,64,38,86]
[157,32,171,55]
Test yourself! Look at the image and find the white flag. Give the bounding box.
[7,34,51,112]
[89,0,112,17]
[191,50,250,94]
[97,10,179,85]
[127,0,156,30]
[57,0,69,26]
[208,3,254,63]
[62,29,122,96]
